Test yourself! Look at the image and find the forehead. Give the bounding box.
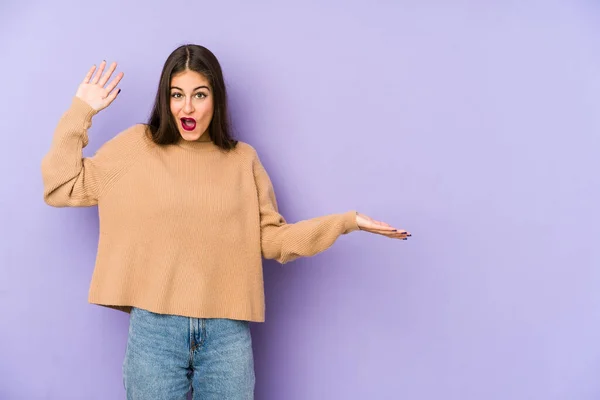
[170,70,210,89]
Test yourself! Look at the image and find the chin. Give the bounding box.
[180,130,206,141]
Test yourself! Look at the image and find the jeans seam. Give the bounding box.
[188,317,194,367]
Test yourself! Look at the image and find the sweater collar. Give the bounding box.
[176,133,218,151]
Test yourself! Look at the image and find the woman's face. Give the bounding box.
[169,69,214,141]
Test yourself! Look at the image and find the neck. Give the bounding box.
[176,131,216,151]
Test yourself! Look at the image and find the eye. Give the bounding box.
[195,92,207,99]
[171,92,182,98]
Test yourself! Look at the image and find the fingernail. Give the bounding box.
[392,229,397,232]
[118,89,121,94]
[403,238,407,240]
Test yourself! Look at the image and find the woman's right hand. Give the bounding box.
[75,60,124,112]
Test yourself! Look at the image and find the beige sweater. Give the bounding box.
[41,97,359,322]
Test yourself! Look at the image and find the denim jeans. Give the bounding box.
[122,307,255,399]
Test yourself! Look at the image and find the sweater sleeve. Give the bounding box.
[41,96,142,207]
[252,151,360,264]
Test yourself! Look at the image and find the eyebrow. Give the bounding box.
[170,85,211,92]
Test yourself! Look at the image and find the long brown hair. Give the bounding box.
[147,44,237,151]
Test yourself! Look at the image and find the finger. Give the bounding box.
[364,228,401,235]
[372,230,403,239]
[385,231,411,240]
[91,60,107,84]
[392,232,410,239]
[363,222,398,232]
[98,61,117,87]
[103,87,121,106]
[104,71,124,93]
[365,227,410,236]
[391,231,411,237]
[83,65,96,84]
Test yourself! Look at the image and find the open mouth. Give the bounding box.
[180,118,196,131]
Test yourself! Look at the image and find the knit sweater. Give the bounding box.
[41,96,359,322]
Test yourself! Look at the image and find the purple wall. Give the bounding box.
[2,1,599,399]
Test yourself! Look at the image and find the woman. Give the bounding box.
[41,44,411,399]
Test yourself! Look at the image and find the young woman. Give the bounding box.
[41,44,411,400]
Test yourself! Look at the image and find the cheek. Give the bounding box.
[199,101,215,120]
[170,101,179,116]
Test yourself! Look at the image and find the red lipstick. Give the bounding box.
[181,118,196,131]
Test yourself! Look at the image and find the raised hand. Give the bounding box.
[356,212,411,240]
[75,60,124,111]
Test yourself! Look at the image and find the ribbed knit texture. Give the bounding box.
[41,97,359,322]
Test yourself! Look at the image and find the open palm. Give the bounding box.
[75,60,124,111]
[356,212,411,240]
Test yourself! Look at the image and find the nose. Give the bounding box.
[183,98,195,114]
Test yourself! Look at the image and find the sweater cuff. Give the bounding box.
[71,96,98,120]
[69,96,99,147]
[343,210,360,233]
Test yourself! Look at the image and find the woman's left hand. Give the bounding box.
[355,212,411,240]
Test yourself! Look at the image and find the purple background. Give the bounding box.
[1,1,599,399]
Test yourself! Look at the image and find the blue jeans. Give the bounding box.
[122,307,255,399]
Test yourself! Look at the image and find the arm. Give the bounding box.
[41,60,126,207]
[41,96,140,207]
[252,152,360,264]
[41,97,101,207]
